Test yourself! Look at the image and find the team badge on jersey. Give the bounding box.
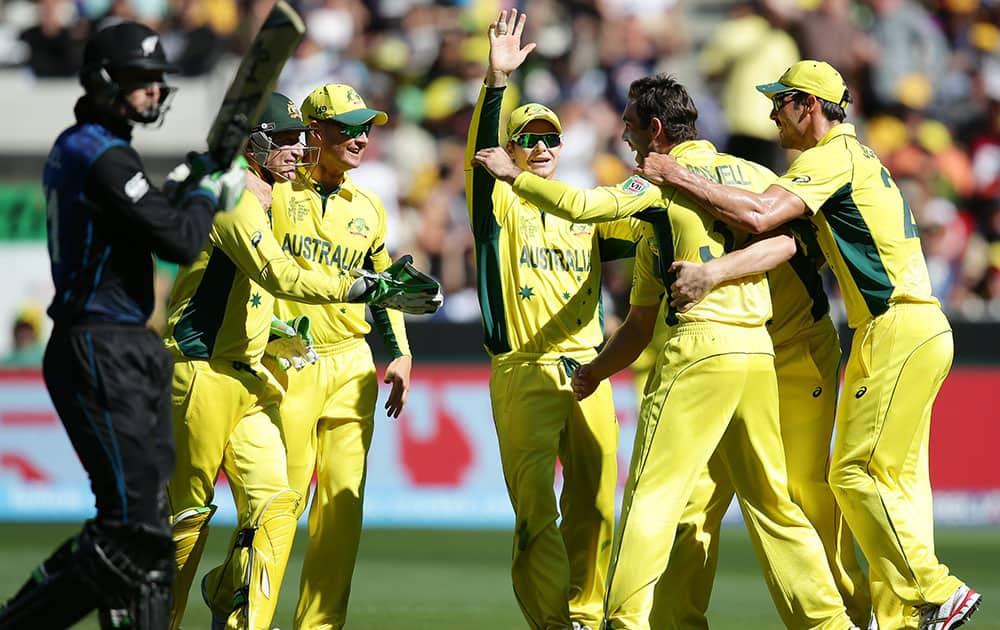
[347,217,370,238]
[570,223,592,237]
[621,175,650,195]
[250,231,263,248]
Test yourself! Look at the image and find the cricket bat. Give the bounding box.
[206,0,305,168]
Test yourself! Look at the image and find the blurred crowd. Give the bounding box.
[2,0,1000,331]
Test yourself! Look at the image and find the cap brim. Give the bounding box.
[755,81,792,97]
[332,109,389,126]
[273,123,312,133]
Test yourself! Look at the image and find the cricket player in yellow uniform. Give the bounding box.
[269,84,413,630]
[475,73,857,630]
[650,219,871,628]
[465,12,638,629]
[164,94,349,630]
[636,60,982,630]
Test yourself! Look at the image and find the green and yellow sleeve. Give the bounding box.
[210,191,356,304]
[512,173,663,223]
[366,200,410,358]
[596,217,643,261]
[630,230,665,307]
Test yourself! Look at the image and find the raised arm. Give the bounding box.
[636,153,807,234]
[465,10,536,236]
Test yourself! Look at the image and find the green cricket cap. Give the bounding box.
[253,92,311,134]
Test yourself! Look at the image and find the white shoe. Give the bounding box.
[917,585,982,630]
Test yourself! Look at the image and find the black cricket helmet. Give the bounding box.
[80,21,178,125]
[247,93,320,182]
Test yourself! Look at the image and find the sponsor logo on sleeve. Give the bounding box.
[791,175,812,184]
[124,172,150,202]
[621,176,650,195]
[250,231,263,248]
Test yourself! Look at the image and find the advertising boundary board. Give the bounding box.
[1,366,998,526]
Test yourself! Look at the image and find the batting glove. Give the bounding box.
[162,161,192,204]
[347,255,444,315]
[265,315,318,371]
[192,153,247,212]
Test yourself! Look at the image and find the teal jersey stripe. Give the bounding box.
[475,237,511,355]
[174,249,237,359]
[598,237,637,262]
[786,219,830,322]
[363,252,403,358]
[597,286,605,336]
[370,305,402,358]
[469,87,510,355]
[636,206,678,325]
[822,183,893,318]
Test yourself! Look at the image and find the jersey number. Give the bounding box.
[881,168,919,239]
[699,220,736,262]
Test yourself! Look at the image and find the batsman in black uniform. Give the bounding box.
[0,21,246,630]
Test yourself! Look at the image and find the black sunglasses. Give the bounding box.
[770,90,803,114]
[330,120,373,139]
[511,132,562,149]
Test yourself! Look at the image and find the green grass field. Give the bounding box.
[1,523,996,629]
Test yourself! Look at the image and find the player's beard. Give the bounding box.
[123,87,176,127]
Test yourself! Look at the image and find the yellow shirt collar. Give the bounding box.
[816,123,856,147]
[309,172,356,201]
[668,139,720,164]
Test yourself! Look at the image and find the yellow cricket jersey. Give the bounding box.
[515,140,775,328]
[270,173,409,357]
[766,219,831,348]
[163,184,359,366]
[776,123,937,329]
[465,86,639,356]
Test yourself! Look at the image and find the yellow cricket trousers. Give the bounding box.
[829,303,964,612]
[605,322,853,630]
[272,337,378,630]
[168,359,294,627]
[490,350,619,630]
[650,317,871,628]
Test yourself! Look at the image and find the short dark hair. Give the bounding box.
[791,91,847,123]
[627,74,699,144]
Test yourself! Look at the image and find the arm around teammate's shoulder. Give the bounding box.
[636,153,808,234]
[86,144,216,264]
[667,229,795,312]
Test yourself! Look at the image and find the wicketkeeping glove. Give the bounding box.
[265,315,319,371]
[346,255,444,315]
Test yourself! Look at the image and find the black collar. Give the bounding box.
[74,96,133,142]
